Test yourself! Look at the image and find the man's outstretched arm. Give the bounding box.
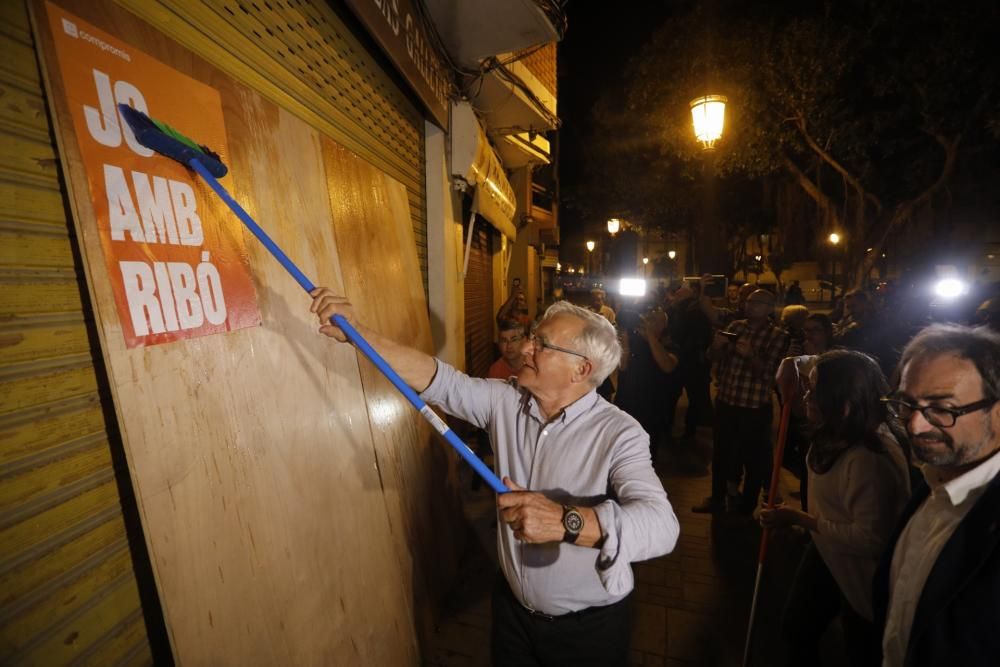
[310,287,437,392]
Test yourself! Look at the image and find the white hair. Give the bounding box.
[538,300,620,387]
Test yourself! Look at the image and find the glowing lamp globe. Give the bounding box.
[690,95,728,149]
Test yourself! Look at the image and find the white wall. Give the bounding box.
[425,121,465,370]
[509,227,539,321]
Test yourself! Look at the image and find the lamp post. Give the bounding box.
[607,218,621,236]
[586,240,595,276]
[642,256,649,278]
[691,94,729,276]
[667,250,677,284]
[828,232,841,304]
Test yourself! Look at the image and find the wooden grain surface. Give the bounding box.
[28,0,456,663]
[323,140,463,644]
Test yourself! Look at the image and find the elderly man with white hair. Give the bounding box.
[310,289,679,667]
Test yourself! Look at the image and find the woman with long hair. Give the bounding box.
[761,350,911,665]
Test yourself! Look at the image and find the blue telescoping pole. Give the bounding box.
[187,158,508,494]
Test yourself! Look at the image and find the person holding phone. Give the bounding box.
[694,289,790,514]
[497,282,531,330]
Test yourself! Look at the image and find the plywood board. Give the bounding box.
[323,140,464,642]
[28,0,453,663]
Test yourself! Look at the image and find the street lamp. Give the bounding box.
[690,95,729,276]
[586,240,595,276]
[666,250,678,283]
[690,95,728,149]
[607,218,621,236]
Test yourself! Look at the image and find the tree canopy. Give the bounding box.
[569,0,1000,284]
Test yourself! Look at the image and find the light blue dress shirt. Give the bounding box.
[421,360,680,615]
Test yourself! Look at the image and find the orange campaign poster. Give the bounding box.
[44,1,261,348]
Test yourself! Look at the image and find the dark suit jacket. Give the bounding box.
[872,470,1000,666]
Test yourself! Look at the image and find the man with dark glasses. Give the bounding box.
[874,324,1000,666]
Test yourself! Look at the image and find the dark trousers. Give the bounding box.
[491,575,633,667]
[683,368,713,437]
[782,543,881,666]
[711,400,773,512]
[664,367,712,439]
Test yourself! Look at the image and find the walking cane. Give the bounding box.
[741,360,799,667]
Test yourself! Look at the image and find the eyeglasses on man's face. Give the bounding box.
[881,396,999,428]
[527,332,588,361]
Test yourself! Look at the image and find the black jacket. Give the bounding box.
[872,470,1000,666]
[667,297,712,374]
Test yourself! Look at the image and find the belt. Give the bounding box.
[497,573,630,622]
[520,595,629,622]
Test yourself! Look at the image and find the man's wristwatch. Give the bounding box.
[561,505,584,544]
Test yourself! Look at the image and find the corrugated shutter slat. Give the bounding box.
[0,2,155,663]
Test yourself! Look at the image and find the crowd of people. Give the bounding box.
[600,277,998,666]
[307,275,1000,666]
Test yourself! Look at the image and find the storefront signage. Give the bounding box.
[344,0,451,128]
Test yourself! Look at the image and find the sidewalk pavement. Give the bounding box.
[425,414,849,666]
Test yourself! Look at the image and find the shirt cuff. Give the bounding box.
[592,500,634,596]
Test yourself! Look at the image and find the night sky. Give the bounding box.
[557,3,675,242]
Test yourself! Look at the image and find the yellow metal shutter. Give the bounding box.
[116,0,429,293]
[0,2,166,664]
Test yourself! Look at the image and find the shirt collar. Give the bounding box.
[559,389,601,425]
[521,387,600,425]
[923,447,1000,506]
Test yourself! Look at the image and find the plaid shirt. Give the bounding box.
[716,319,789,408]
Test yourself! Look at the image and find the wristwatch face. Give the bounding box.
[563,507,583,534]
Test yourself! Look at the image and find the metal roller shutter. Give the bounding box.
[116,0,429,293]
[464,219,494,378]
[0,2,165,664]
